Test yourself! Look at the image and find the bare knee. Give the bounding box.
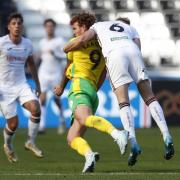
[29,101,41,123]
[30,101,41,117]
[74,107,92,126]
[67,120,86,146]
[7,121,18,131]
[77,118,86,126]
[74,114,87,126]
[6,116,19,133]
[114,84,129,103]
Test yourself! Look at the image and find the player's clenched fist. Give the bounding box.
[54,85,64,96]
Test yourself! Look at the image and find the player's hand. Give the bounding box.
[54,85,63,96]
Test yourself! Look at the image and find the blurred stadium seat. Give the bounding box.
[113,0,129,10]
[136,0,157,11]
[89,0,106,10]
[66,0,82,10]
[160,0,175,10]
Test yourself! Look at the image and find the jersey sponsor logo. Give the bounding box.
[7,55,26,62]
[110,36,128,41]
[6,47,27,62]
[7,47,27,51]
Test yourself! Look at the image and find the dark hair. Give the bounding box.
[70,12,96,29]
[7,12,23,24]
[116,17,130,25]
[43,18,56,27]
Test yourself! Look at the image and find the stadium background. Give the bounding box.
[1,0,180,128]
[0,1,180,179]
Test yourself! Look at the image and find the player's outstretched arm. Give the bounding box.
[63,29,96,53]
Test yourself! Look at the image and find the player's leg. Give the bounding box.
[137,79,174,160]
[69,79,128,155]
[74,104,128,155]
[23,100,43,158]
[39,92,46,133]
[114,84,141,166]
[67,119,99,173]
[106,48,141,165]
[54,96,66,134]
[1,100,18,163]
[18,83,43,157]
[4,116,18,163]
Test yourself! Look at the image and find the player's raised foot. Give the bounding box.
[3,144,18,163]
[128,143,141,166]
[164,136,174,160]
[25,141,44,158]
[82,152,100,173]
[57,124,66,135]
[115,130,128,155]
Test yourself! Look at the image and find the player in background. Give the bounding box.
[0,12,43,162]
[38,18,66,134]
[54,12,128,173]
[63,16,175,166]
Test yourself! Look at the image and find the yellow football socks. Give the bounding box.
[85,115,115,135]
[70,137,92,156]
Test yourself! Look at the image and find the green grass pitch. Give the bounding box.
[0,127,179,180]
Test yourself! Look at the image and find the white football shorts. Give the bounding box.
[0,83,38,119]
[38,71,62,93]
[106,44,149,90]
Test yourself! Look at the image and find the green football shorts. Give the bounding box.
[68,78,99,123]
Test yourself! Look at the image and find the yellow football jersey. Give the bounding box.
[66,37,105,89]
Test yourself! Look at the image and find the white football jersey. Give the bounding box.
[0,35,33,87]
[39,37,66,74]
[91,21,139,57]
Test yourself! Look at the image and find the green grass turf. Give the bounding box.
[0,127,179,180]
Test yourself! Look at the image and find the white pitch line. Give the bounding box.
[0,172,180,176]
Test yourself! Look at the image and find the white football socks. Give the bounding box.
[3,125,15,148]
[28,120,39,144]
[148,101,170,139]
[39,105,46,131]
[119,106,136,139]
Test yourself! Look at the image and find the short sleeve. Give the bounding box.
[130,26,140,39]
[67,51,73,61]
[66,38,76,61]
